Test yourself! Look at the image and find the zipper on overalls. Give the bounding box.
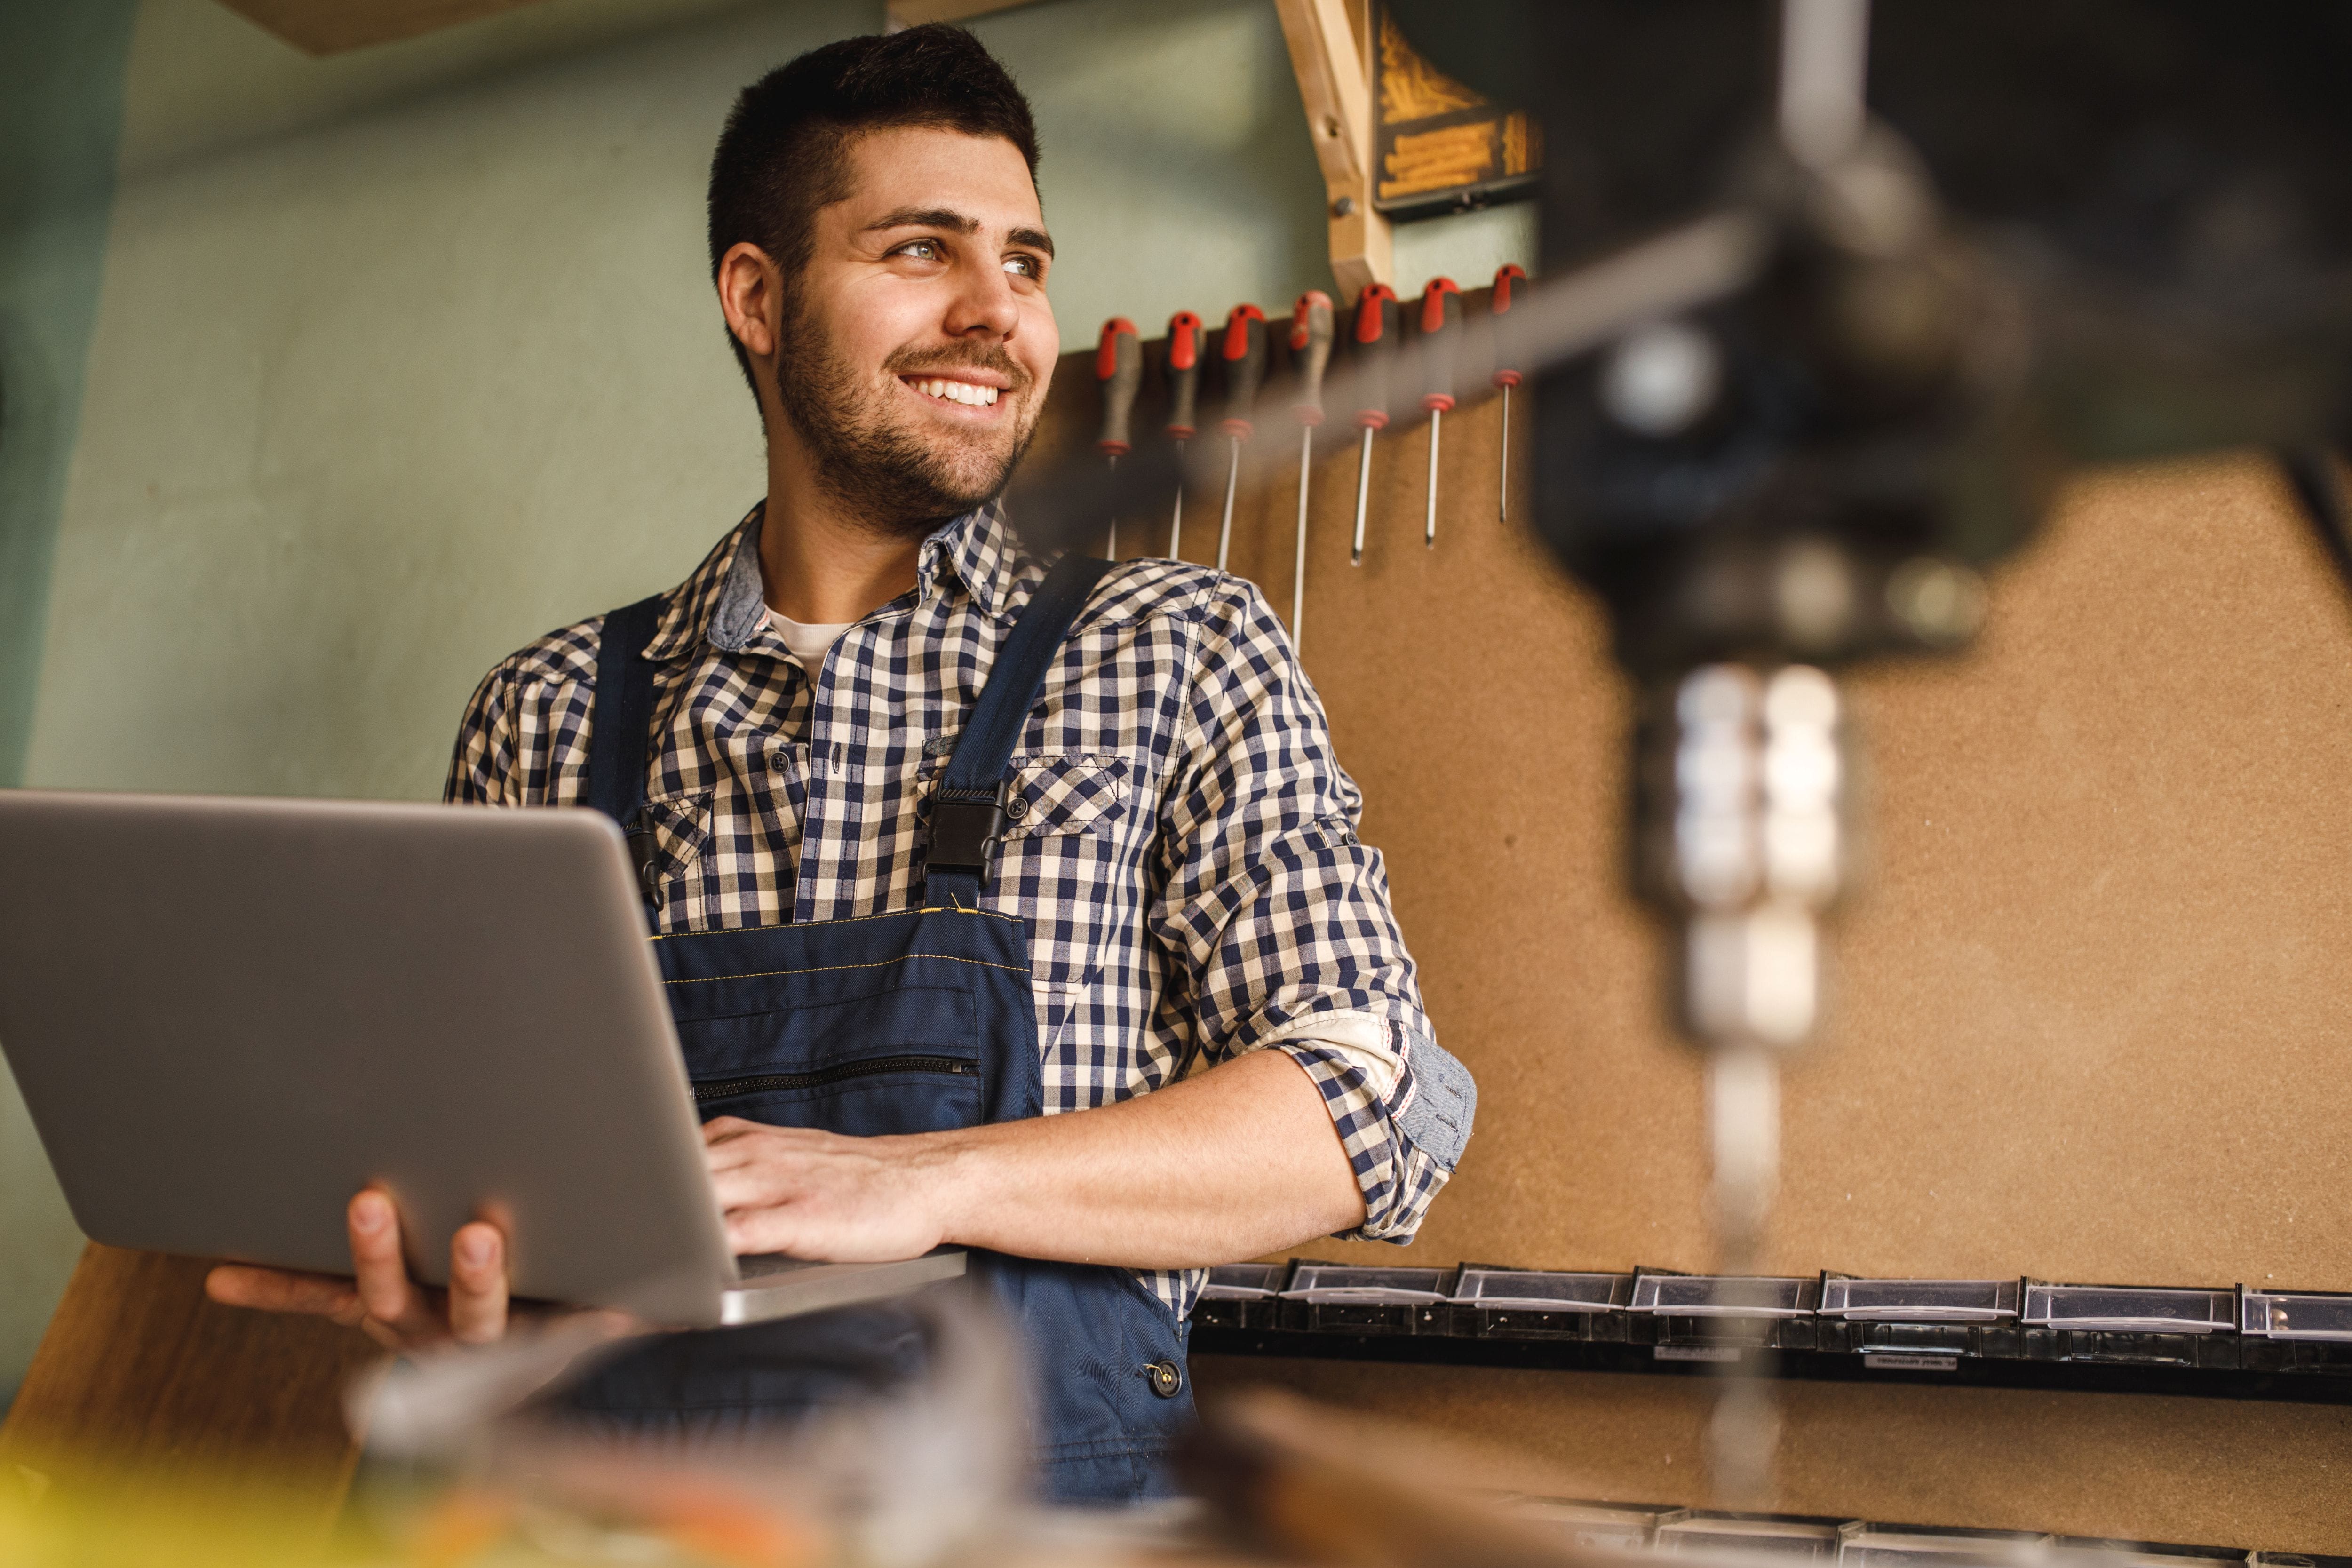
[691,1054,977,1102]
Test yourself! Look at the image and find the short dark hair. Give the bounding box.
[706,25,1041,398]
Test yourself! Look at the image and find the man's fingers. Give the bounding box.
[206,1263,366,1326]
[446,1222,510,1345]
[349,1188,419,1326]
[708,1159,815,1212]
[701,1118,830,1153]
[723,1209,815,1259]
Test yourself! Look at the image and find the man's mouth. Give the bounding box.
[906,376,1002,408]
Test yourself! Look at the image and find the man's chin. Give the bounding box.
[912,439,1025,511]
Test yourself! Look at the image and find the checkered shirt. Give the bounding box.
[444,501,1476,1316]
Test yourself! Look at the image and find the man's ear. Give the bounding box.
[716,242,783,360]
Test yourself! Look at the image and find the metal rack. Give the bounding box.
[1499,1498,2348,1567]
[1190,1263,2352,1404]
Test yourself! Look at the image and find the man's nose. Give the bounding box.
[944,257,1021,341]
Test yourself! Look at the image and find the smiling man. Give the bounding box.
[209,25,1474,1500]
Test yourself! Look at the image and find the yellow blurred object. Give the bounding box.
[0,1459,345,1568]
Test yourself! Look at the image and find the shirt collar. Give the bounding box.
[640,498,1024,662]
[923,498,1021,619]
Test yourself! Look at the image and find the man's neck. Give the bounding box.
[758,428,932,626]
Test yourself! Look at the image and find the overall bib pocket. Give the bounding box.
[678,982,984,1136]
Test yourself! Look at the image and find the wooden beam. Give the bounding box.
[1274,0,1393,298]
[215,0,558,56]
[888,0,1048,22]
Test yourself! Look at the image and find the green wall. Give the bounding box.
[0,0,142,1410]
[0,2,139,786]
[0,0,1532,1403]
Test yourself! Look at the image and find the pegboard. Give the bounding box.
[1028,297,2352,1545]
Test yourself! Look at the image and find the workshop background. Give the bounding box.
[0,0,1533,1410]
[11,0,2352,1549]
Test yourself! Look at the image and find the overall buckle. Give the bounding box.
[927,781,1009,887]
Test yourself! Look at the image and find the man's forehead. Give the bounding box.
[839,126,1042,231]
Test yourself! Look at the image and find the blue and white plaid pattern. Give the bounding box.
[446,501,1472,1315]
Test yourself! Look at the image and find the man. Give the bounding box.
[211,24,1474,1498]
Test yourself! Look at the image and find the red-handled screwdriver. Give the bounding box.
[1347,283,1399,566]
[1416,276,1463,549]
[1288,291,1335,649]
[1095,317,1140,556]
[1216,303,1268,573]
[1164,311,1203,558]
[1490,265,1525,525]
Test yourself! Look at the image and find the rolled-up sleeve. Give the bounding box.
[1146,577,1476,1242]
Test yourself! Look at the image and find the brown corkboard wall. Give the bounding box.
[1028,302,2352,1545]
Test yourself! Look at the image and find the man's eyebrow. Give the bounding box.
[863,207,1055,261]
[865,207,979,237]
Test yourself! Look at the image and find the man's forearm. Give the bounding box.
[919,1046,1366,1269]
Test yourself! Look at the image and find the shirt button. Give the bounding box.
[1004,795,1028,821]
[1144,1359,1184,1399]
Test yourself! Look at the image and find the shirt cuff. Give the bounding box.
[1263,1022,1475,1242]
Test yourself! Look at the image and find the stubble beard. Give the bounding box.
[773,292,1041,541]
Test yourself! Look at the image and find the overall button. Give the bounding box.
[1144,1359,1184,1399]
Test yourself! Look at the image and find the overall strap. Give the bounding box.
[587,593,667,903]
[925,553,1114,908]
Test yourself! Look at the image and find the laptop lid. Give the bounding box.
[0,790,737,1327]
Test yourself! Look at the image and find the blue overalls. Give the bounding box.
[559,553,1195,1503]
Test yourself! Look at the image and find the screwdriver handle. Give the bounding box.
[1096,318,1141,455]
[1351,283,1399,431]
[1220,304,1269,440]
[1165,311,1204,440]
[1289,291,1335,427]
[1490,264,1526,390]
[1417,276,1463,414]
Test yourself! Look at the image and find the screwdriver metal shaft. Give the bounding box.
[1287,292,1335,648]
[1351,427,1375,565]
[1219,437,1242,572]
[1169,445,1185,557]
[1295,429,1313,632]
[1424,409,1442,549]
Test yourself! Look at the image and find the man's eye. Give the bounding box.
[898,239,945,262]
[1005,254,1042,279]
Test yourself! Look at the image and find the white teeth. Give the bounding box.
[913,378,999,407]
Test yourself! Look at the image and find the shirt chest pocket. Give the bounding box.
[1000,755,1129,841]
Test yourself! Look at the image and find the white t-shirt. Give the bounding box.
[765,608,853,682]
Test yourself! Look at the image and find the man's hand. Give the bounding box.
[205,1188,513,1351]
[702,1048,1367,1270]
[702,1119,952,1260]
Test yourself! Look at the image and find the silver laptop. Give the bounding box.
[0,789,963,1329]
